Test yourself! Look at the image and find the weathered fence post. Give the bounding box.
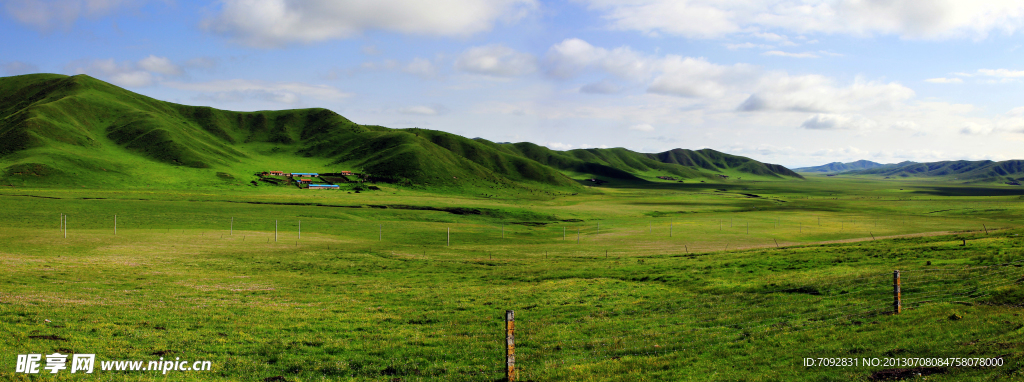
[114,215,117,236]
[893,270,901,314]
[447,227,450,247]
[230,217,233,235]
[275,220,278,242]
[505,310,516,382]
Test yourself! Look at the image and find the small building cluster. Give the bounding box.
[260,171,353,190]
[656,176,677,181]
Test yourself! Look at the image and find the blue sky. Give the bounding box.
[4,0,1024,167]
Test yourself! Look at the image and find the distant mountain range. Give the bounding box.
[0,73,802,190]
[797,159,1024,184]
[793,160,893,173]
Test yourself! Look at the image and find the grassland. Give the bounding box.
[1,176,1023,381]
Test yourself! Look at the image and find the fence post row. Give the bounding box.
[893,270,901,315]
[506,310,516,382]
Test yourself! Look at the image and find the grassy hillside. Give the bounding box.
[0,74,580,193]
[841,160,1024,184]
[0,73,803,193]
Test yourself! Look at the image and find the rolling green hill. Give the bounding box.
[0,73,802,191]
[842,160,1024,184]
[0,73,580,191]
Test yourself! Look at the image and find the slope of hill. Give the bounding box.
[794,160,888,173]
[0,73,803,190]
[0,73,580,191]
[843,160,1024,183]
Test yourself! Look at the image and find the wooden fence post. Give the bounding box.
[447,227,450,247]
[275,220,278,242]
[230,217,233,235]
[893,270,901,314]
[114,215,117,236]
[505,310,516,382]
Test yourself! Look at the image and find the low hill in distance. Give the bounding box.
[0,73,802,192]
[794,160,891,173]
[839,160,1024,184]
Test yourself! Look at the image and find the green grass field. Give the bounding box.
[2,177,1023,381]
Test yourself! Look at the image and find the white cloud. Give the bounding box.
[137,55,182,76]
[455,44,537,77]
[66,58,154,87]
[546,142,573,150]
[577,0,1024,40]
[399,105,442,115]
[580,80,622,94]
[763,50,819,58]
[202,0,537,47]
[107,71,153,88]
[65,55,190,87]
[648,56,758,98]
[976,68,1024,77]
[403,58,438,78]
[724,42,774,50]
[361,45,381,55]
[752,32,788,42]
[578,0,743,38]
[543,38,915,114]
[628,123,655,132]
[162,79,351,104]
[546,38,759,98]
[925,77,963,83]
[1,61,39,75]
[960,122,994,135]
[739,76,915,113]
[184,57,218,69]
[800,114,878,130]
[890,121,921,131]
[810,146,871,157]
[544,38,652,80]
[3,0,142,30]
